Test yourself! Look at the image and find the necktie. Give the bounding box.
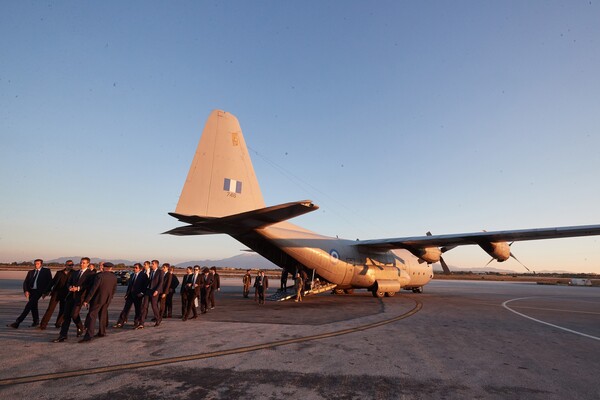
[32,269,39,289]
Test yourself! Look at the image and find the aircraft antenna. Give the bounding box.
[247,146,380,236]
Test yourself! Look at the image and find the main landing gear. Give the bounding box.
[371,290,397,298]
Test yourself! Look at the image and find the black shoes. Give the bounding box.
[7,322,19,329]
[135,325,144,330]
[78,336,91,343]
[76,327,85,337]
[113,323,123,328]
[52,336,67,343]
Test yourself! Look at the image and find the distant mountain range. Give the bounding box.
[45,254,572,273]
[432,265,574,274]
[47,253,279,269]
[174,253,279,269]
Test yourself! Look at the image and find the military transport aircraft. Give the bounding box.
[166,110,600,297]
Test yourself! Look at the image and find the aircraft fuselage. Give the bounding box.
[258,222,433,295]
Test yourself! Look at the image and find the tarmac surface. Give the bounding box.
[0,272,598,399]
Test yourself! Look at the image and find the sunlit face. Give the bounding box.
[34,260,42,269]
[134,265,141,273]
[80,259,90,270]
[144,262,150,270]
[151,261,159,270]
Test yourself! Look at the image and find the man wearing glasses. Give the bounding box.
[38,260,74,330]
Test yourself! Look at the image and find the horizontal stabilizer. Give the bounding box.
[165,200,318,236]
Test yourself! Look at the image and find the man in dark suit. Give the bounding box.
[138,259,164,329]
[181,266,194,320]
[8,259,53,328]
[139,261,151,319]
[209,266,220,310]
[184,265,201,320]
[163,265,179,318]
[39,260,74,330]
[114,263,148,328]
[79,262,117,342]
[254,270,269,305]
[158,263,173,318]
[199,267,213,314]
[53,257,94,342]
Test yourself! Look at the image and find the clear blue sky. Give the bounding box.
[1,1,599,272]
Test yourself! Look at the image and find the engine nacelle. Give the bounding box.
[410,247,442,263]
[479,241,510,262]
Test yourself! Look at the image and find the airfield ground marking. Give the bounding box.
[508,305,600,315]
[0,298,422,386]
[502,297,600,341]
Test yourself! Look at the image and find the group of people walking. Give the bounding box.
[7,257,121,343]
[179,265,221,320]
[243,269,270,304]
[6,258,220,343]
[7,259,309,343]
[243,268,307,303]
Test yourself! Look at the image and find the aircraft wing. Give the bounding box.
[353,224,600,250]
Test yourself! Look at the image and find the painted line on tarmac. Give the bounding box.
[508,305,600,315]
[0,298,422,386]
[502,297,600,341]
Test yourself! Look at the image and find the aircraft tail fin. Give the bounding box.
[175,110,265,217]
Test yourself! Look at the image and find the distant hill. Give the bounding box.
[432,264,574,274]
[175,252,279,269]
[46,253,279,270]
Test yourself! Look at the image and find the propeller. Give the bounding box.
[484,241,535,273]
[426,231,452,274]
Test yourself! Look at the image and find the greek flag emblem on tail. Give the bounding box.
[223,178,242,194]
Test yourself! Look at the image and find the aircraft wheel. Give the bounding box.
[412,287,423,294]
[372,289,385,298]
[333,288,345,295]
[385,291,396,297]
[344,289,354,295]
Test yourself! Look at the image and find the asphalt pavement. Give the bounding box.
[0,273,598,399]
